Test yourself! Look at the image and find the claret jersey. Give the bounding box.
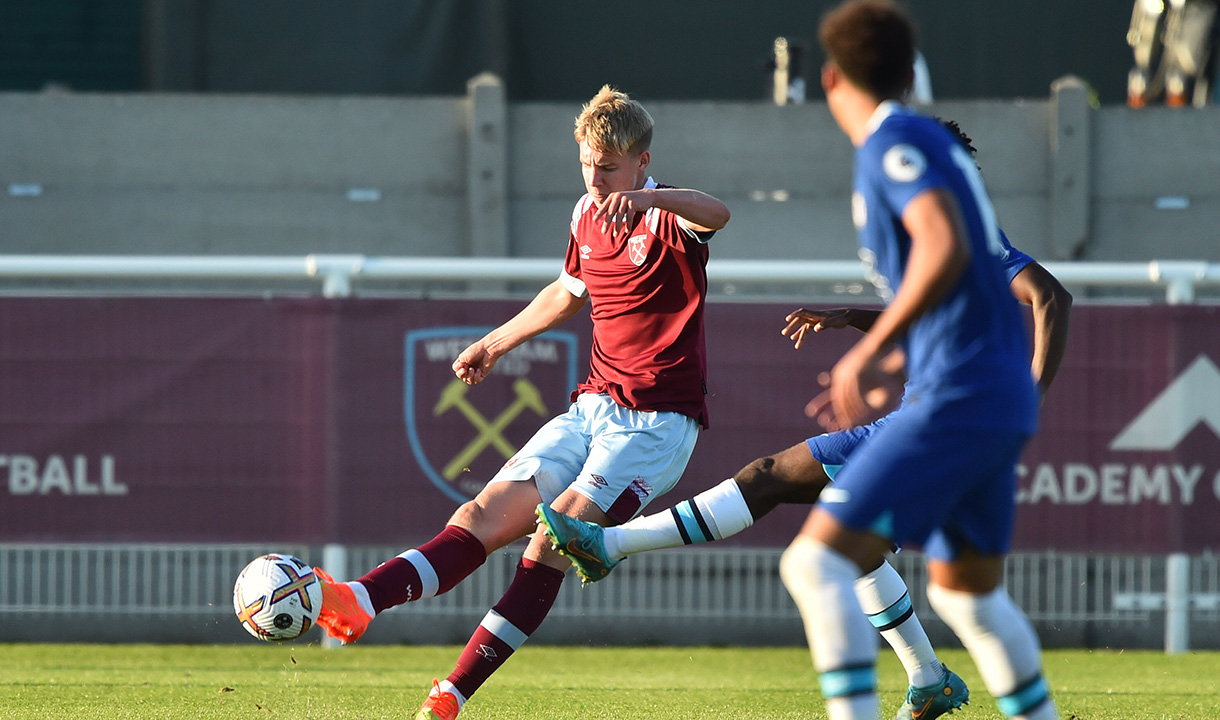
[852,102,1037,432]
[559,178,713,428]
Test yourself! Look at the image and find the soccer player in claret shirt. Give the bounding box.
[311,84,730,720]
[538,120,1071,720]
[787,2,1058,718]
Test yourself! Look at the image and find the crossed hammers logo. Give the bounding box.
[433,377,548,481]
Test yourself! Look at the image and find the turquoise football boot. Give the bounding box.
[535,503,620,585]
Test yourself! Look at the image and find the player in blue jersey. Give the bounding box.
[785,2,1061,719]
[538,119,1071,720]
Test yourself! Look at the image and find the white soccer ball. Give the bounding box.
[233,553,323,642]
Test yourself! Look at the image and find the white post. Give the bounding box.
[321,543,349,649]
[306,254,363,298]
[1165,552,1190,654]
[1150,260,1205,304]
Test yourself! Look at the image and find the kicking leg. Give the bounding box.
[540,442,830,582]
[316,480,542,644]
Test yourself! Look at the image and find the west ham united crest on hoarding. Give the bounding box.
[404,327,579,503]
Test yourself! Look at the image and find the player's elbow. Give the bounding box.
[706,202,731,231]
[1042,280,1073,322]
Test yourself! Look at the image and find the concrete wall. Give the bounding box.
[3,92,469,257]
[3,78,1219,264]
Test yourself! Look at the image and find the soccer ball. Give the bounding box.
[233,553,323,642]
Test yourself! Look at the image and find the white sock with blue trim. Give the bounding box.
[780,537,879,720]
[603,479,754,560]
[854,561,943,687]
[926,583,1059,720]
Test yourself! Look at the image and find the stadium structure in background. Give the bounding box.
[0,0,1187,106]
[1128,0,1219,107]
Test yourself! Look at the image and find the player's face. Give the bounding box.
[822,62,851,135]
[579,140,648,207]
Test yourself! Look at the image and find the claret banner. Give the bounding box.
[1,297,1217,552]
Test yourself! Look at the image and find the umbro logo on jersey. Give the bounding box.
[580,244,592,259]
[627,235,648,266]
[1110,355,1220,451]
[588,474,609,489]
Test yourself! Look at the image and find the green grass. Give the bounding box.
[1,643,1218,719]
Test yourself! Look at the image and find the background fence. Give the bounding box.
[3,544,1218,651]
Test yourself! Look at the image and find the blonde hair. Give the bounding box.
[573,85,654,156]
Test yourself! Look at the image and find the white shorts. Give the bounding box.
[488,392,700,524]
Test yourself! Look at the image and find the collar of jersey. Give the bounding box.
[863,100,905,140]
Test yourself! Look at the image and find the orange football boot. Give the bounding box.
[312,567,372,644]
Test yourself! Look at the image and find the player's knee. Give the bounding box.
[737,451,826,504]
[741,454,776,477]
[736,455,782,494]
[449,498,522,550]
[781,537,860,602]
[449,499,483,528]
[779,537,820,599]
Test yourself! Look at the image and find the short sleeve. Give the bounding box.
[864,129,953,218]
[996,229,1035,284]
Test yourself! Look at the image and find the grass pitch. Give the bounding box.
[1,643,1217,719]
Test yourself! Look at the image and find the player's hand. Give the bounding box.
[782,308,856,349]
[593,189,654,235]
[804,378,841,431]
[828,345,905,428]
[452,341,497,385]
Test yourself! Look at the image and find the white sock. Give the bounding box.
[435,679,467,709]
[854,561,943,687]
[927,584,1059,720]
[603,479,754,560]
[348,581,375,618]
[780,537,878,720]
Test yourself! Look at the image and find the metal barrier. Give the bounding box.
[2,543,1217,650]
[0,543,309,615]
[0,255,1218,303]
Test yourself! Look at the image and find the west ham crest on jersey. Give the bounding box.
[404,327,579,503]
[627,234,649,266]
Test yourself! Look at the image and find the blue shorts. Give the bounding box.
[805,416,890,480]
[815,404,1029,561]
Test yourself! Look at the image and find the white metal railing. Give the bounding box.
[0,255,1218,302]
[3,544,1218,652]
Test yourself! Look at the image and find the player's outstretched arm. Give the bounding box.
[453,280,587,385]
[1008,261,1073,395]
[781,307,881,349]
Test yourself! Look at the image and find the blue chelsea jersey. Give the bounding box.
[852,102,1037,432]
[996,229,1033,284]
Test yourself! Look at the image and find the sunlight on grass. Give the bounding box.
[0,644,1217,719]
